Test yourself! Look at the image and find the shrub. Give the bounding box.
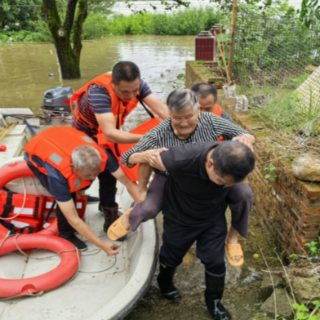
[0,7,227,42]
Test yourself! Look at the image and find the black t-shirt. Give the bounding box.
[160,141,229,227]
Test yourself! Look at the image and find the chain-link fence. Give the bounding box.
[232,7,320,144]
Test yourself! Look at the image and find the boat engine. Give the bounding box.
[41,87,74,117]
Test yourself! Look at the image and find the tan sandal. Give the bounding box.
[225,239,244,267]
[107,208,133,241]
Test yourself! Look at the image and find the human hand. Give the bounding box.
[143,148,168,171]
[232,135,254,152]
[101,242,121,256]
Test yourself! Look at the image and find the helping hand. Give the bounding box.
[232,135,254,152]
[101,242,121,256]
[143,148,168,171]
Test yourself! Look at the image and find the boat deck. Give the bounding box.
[0,110,158,320]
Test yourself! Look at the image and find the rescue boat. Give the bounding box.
[0,109,158,320]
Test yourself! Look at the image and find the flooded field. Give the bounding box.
[0,35,194,116]
[0,35,279,320]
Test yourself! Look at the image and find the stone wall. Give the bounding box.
[186,61,320,256]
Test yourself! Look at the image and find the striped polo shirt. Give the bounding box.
[121,112,253,167]
[72,79,152,138]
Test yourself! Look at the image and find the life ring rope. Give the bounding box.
[0,233,81,300]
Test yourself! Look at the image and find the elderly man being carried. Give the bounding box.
[107,88,255,267]
[24,126,140,253]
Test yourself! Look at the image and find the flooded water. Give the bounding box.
[0,35,194,121]
[0,35,278,320]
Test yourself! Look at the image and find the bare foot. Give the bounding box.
[121,210,132,231]
[226,226,241,263]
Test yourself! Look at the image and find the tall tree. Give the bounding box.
[42,0,88,79]
[41,0,187,79]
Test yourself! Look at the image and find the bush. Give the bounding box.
[0,7,227,42]
[82,13,110,39]
[0,30,51,42]
[151,7,223,35]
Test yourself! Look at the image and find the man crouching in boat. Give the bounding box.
[23,126,139,253]
[155,141,254,319]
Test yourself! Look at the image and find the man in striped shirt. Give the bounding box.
[120,89,255,266]
[72,62,169,231]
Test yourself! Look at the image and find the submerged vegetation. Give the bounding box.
[0,7,226,42]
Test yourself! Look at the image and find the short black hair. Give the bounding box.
[112,61,141,85]
[192,83,217,99]
[211,141,255,182]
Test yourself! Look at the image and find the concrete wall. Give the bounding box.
[186,61,320,256]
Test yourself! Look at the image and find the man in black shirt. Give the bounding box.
[157,141,255,320]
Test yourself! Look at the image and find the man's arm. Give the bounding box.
[209,114,255,151]
[127,148,169,166]
[96,113,143,144]
[137,163,153,203]
[111,166,140,204]
[57,200,120,255]
[121,129,161,167]
[142,94,169,120]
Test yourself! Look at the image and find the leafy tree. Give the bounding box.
[297,0,320,28]
[0,0,42,31]
[40,0,187,79]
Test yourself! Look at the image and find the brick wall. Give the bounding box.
[186,61,320,256]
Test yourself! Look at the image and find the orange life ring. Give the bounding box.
[0,233,80,298]
[0,161,58,239]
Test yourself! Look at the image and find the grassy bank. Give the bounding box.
[0,7,227,43]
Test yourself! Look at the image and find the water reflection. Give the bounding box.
[0,35,195,114]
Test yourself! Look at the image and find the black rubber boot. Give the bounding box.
[205,272,231,320]
[102,203,126,241]
[157,264,181,300]
[65,234,88,251]
[102,206,119,232]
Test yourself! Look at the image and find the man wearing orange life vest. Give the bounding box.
[192,83,233,123]
[24,127,139,252]
[71,61,169,231]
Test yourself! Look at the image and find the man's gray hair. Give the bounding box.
[71,145,101,169]
[166,89,199,113]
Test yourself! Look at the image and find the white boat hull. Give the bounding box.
[0,124,159,319]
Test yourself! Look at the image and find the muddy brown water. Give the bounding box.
[0,35,279,320]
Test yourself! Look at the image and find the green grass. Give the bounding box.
[244,73,320,136]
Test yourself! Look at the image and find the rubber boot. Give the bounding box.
[205,272,231,320]
[102,203,121,232]
[99,188,118,212]
[157,264,181,300]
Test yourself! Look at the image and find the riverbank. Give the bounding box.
[0,7,225,43]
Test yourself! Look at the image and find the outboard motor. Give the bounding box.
[41,87,74,116]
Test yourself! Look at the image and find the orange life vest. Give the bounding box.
[212,104,224,141]
[70,73,139,131]
[24,127,107,193]
[212,104,223,117]
[70,72,161,182]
